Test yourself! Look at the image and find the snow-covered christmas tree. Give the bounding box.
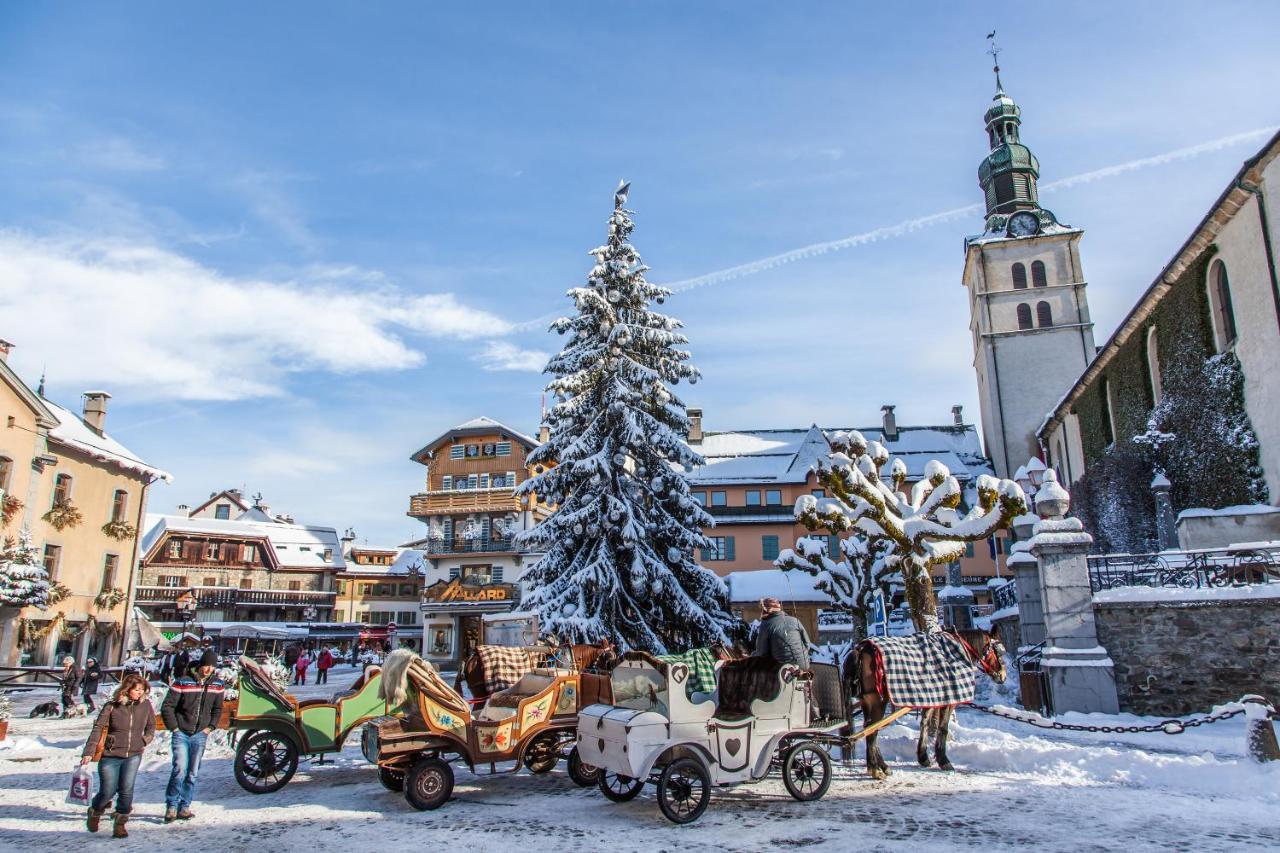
[0,526,52,609]
[515,182,739,653]
[778,431,1026,633]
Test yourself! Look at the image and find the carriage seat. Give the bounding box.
[483,673,556,708]
[332,665,381,705]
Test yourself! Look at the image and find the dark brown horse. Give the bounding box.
[845,627,1006,779]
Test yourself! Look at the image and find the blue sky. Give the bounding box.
[2,3,1278,545]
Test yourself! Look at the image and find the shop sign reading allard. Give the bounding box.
[422,578,515,605]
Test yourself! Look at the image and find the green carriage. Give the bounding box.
[231,656,401,793]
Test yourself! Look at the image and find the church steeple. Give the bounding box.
[977,41,1044,228]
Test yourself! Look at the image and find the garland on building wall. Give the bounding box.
[94,586,126,609]
[1,495,22,528]
[17,612,119,647]
[41,499,83,532]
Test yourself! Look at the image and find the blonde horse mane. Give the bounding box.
[379,648,422,708]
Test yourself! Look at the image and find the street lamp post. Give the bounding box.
[176,588,198,639]
[303,603,317,644]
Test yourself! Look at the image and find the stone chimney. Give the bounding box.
[177,504,190,516]
[82,391,112,434]
[880,405,897,442]
[952,404,964,426]
[342,528,356,544]
[0,339,13,362]
[687,408,703,444]
[537,423,550,444]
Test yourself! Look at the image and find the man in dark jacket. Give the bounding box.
[82,657,103,711]
[754,598,812,669]
[160,650,225,823]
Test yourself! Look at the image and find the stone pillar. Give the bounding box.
[1029,470,1120,715]
[1007,512,1045,650]
[1151,472,1178,552]
[938,561,975,629]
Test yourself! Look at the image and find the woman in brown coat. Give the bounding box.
[81,673,155,838]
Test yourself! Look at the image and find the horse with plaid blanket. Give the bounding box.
[846,627,1006,778]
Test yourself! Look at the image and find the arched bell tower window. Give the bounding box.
[1012,263,1027,290]
[1146,326,1163,406]
[1100,378,1116,446]
[1207,259,1238,352]
[1031,260,1047,288]
[1016,303,1033,330]
[1036,301,1053,328]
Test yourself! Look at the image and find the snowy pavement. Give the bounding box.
[2,668,1278,852]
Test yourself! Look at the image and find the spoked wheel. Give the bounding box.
[781,742,833,802]
[567,746,600,787]
[656,757,710,824]
[598,769,644,802]
[234,731,299,794]
[522,732,561,774]
[404,756,454,811]
[378,766,405,792]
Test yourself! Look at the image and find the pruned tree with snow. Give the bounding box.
[0,526,51,609]
[515,182,739,653]
[781,431,1026,633]
[775,525,898,641]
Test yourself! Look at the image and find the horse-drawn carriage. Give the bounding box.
[363,646,615,810]
[576,653,846,823]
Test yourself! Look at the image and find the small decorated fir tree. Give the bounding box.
[0,527,52,609]
[516,182,738,653]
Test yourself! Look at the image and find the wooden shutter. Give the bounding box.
[725,536,735,561]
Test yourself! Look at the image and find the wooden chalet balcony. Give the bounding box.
[408,489,524,517]
[135,585,337,608]
[422,536,528,556]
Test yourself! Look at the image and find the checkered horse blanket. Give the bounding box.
[474,645,535,699]
[858,632,976,708]
[657,647,719,698]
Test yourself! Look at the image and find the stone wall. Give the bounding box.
[1094,595,1280,716]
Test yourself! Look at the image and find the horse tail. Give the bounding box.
[379,648,420,707]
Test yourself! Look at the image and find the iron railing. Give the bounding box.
[134,585,337,608]
[1086,546,1280,593]
[991,579,1018,612]
[421,536,525,555]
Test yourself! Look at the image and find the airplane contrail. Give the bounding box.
[513,126,1278,330]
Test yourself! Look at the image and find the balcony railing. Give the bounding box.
[135,585,337,608]
[991,579,1018,612]
[421,536,527,555]
[702,504,791,518]
[408,489,524,516]
[1087,545,1280,592]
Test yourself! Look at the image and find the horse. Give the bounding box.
[844,627,1006,779]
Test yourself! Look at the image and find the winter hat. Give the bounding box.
[62,656,75,666]
[199,650,218,667]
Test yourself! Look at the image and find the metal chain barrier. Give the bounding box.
[965,702,1245,735]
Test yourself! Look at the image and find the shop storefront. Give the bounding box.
[419,578,519,668]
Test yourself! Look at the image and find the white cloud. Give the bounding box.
[74,136,167,172]
[475,341,549,372]
[0,232,514,401]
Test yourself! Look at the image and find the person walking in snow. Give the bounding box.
[59,656,83,716]
[160,649,225,824]
[293,649,311,685]
[315,647,334,685]
[82,657,103,712]
[81,673,155,838]
[753,597,812,669]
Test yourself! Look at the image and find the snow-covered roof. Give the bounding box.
[41,398,172,482]
[341,547,429,576]
[410,415,539,463]
[141,514,346,570]
[723,569,831,604]
[689,423,992,486]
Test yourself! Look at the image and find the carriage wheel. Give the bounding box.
[657,757,710,824]
[378,767,405,792]
[522,732,560,774]
[598,770,644,802]
[782,743,832,802]
[567,746,600,787]
[404,756,454,811]
[234,731,299,794]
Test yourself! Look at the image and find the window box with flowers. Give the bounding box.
[42,500,83,532]
[94,587,126,610]
[101,520,136,541]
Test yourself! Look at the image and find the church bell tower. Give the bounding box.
[962,48,1096,479]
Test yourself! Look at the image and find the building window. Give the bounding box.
[701,536,734,561]
[442,475,452,490]
[811,489,825,498]
[1011,263,1027,289]
[964,541,975,559]
[1036,301,1053,328]
[360,583,372,595]
[491,474,505,489]
[1016,303,1033,330]
[690,491,706,506]
[203,576,216,587]
[168,540,182,559]
[0,455,12,493]
[761,535,779,561]
[1208,259,1238,351]
[1145,326,1162,406]
[159,574,184,588]
[240,578,253,589]
[214,503,231,519]
[466,445,479,457]
[100,554,118,591]
[241,543,256,562]
[110,489,128,523]
[323,548,333,561]
[479,473,490,489]
[204,542,218,560]
[1100,378,1116,446]
[765,489,782,506]
[288,581,301,591]
[482,443,495,457]
[710,491,727,507]
[745,490,761,506]
[495,441,512,456]
[1031,260,1047,288]
[450,445,466,460]
[52,473,73,506]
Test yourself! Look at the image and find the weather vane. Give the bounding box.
[986,30,1004,91]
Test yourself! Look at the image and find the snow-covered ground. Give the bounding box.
[2,666,1277,852]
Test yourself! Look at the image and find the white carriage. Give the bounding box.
[575,654,840,823]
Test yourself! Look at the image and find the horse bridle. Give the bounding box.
[948,629,1004,678]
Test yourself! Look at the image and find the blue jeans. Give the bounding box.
[165,731,207,810]
[92,754,142,814]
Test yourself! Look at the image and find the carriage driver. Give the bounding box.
[754,597,811,670]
